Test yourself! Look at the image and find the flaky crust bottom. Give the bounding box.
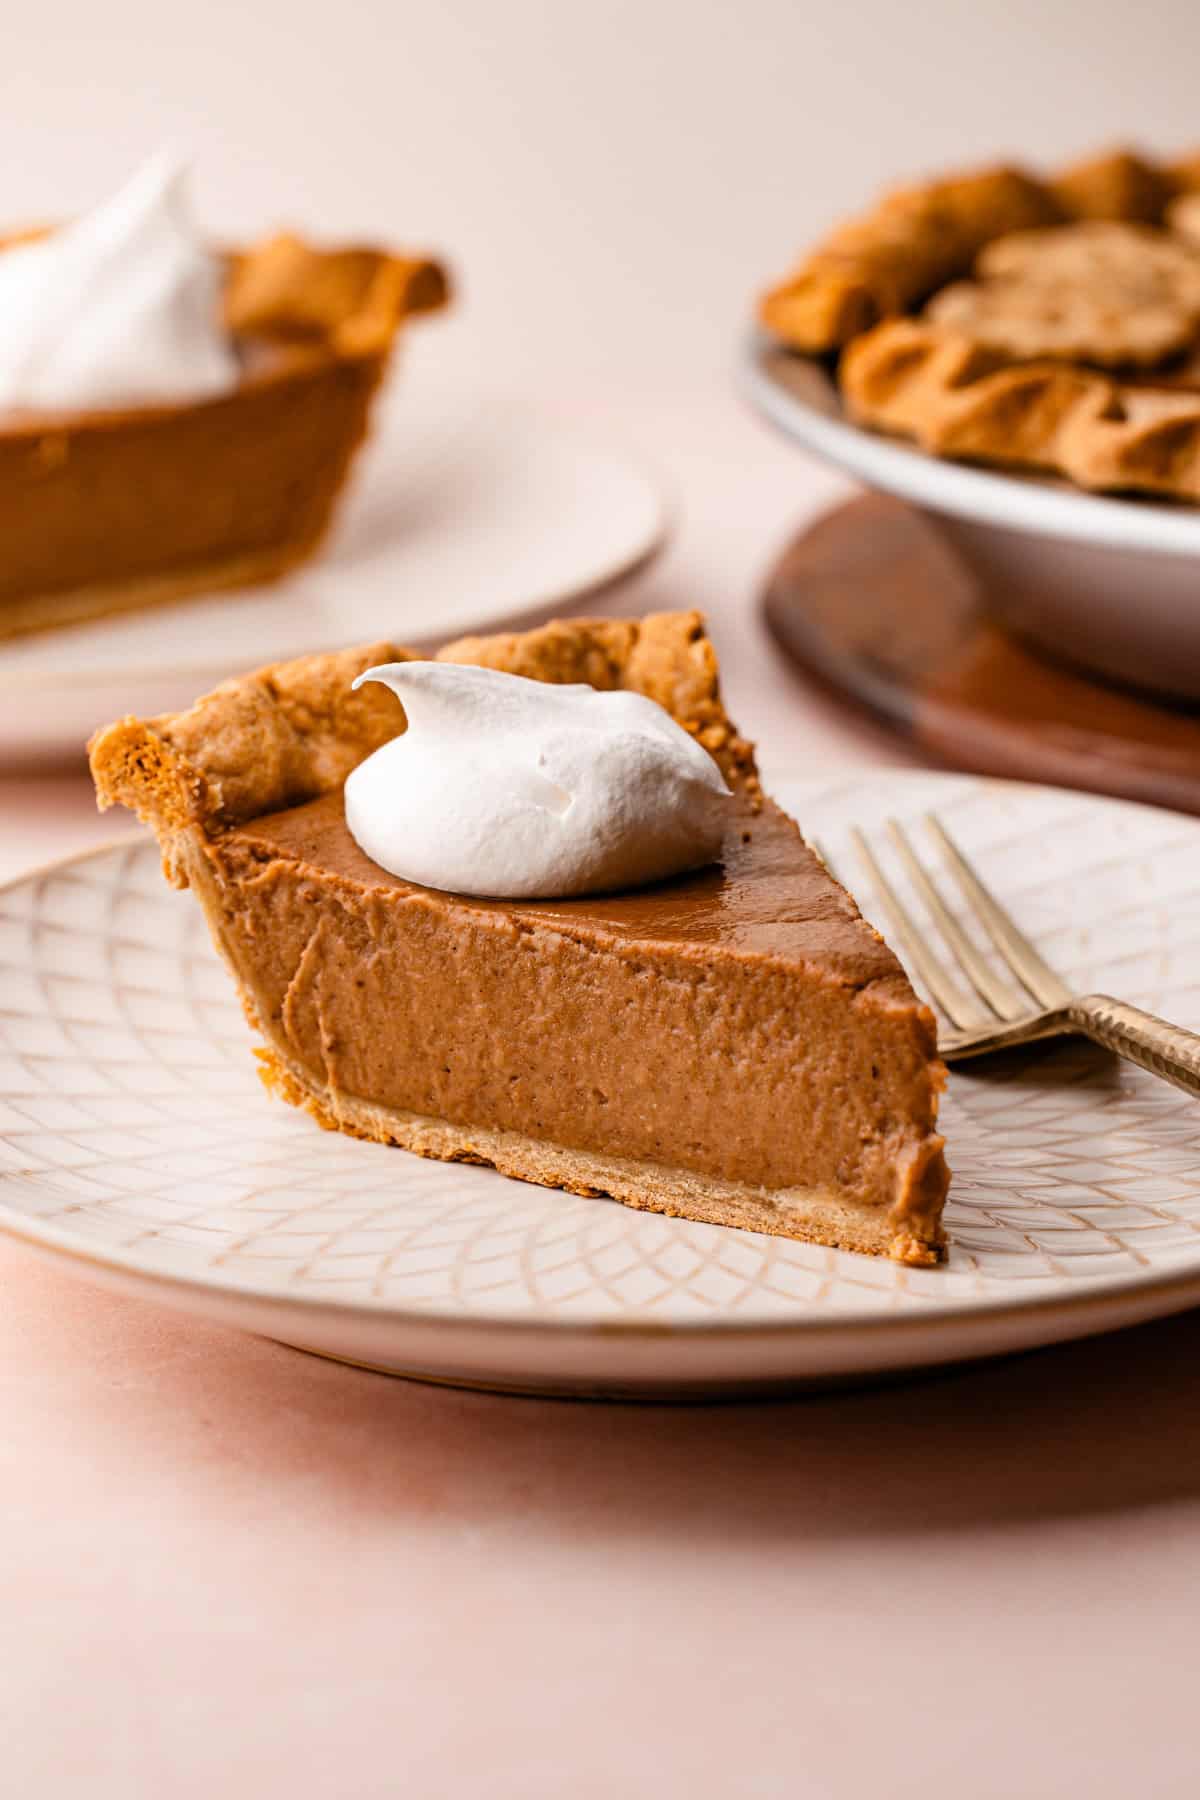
[257,1047,945,1268]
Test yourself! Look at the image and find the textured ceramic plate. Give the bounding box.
[0,355,667,760]
[3,771,1200,1398]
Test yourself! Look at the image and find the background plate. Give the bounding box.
[2,771,1200,1397]
[0,357,667,761]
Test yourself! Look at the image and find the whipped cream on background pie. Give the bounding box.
[0,164,448,640]
[0,152,237,413]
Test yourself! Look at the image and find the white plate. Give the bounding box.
[3,770,1200,1399]
[742,335,1200,700]
[0,359,667,760]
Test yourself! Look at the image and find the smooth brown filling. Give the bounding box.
[197,789,946,1222]
[0,349,376,605]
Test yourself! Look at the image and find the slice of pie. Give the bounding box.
[758,144,1200,505]
[0,230,448,640]
[88,612,949,1265]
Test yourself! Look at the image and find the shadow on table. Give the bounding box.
[335,1308,1200,1543]
[70,1280,1200,1547]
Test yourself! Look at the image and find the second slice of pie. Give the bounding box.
[0,158,449,639]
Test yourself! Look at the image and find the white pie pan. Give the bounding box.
[743,335,1200,702]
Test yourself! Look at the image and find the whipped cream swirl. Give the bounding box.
[344,663,733,899]
[0,152,238,413]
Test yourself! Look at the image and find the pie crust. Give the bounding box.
[840,318,1200,501]
[759,146,1200,504]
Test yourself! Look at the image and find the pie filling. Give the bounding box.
[186,788,947,1262]
[0,353,378,621]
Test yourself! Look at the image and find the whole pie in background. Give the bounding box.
[758,146,1200,504]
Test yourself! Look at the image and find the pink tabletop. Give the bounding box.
[2,388,1197,1797]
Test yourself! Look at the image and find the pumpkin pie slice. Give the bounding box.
[88,612,949,1265]
[0,229,448,640]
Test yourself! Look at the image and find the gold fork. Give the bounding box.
[828,814,1200,1098]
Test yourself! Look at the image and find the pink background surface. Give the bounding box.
[4,2,1200,1790]
[5,1242,1200,1795]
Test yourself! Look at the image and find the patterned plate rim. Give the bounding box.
[4,777,1200,1346]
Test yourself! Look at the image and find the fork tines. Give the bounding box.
[831,816,1070,1050]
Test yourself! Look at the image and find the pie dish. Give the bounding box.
[0,228,448,639]
[87,611,950,1266]
[758,146,1200,504]
[743,335,1200,702]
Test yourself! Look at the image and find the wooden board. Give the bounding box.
[763,494,1200,816]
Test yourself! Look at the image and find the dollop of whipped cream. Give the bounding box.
[344,662,733,899]
[0,152,238,412]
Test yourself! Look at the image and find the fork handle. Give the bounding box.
[1070,995,1200,1100]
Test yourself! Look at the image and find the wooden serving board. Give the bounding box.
[762,494,1200,817]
